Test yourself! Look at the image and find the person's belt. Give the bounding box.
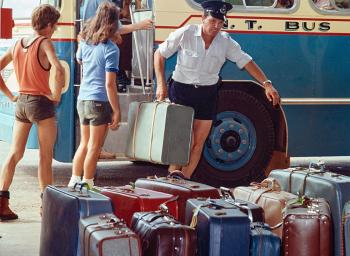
[173,80,217,88]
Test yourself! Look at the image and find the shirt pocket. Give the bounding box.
[205,51,225,74]
[180,49,200,69]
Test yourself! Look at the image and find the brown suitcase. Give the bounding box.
[282,198,333,256]
[135,176,220,223]
[131,211,197,256]
[233,177,297,237]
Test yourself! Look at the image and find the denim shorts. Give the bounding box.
[77,100,112,126]
[169,80,218,120]
[15,94,55,123]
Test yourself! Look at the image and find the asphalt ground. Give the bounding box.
[1,139,349,256]
[0,140,167,256]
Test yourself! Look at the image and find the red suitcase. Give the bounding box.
[282,197,333,256]
[135,176,220,223]
[94,185,178,227]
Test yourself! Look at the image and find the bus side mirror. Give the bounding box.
[0,8,14,39]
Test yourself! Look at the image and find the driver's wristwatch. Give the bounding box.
[262,79,272,88]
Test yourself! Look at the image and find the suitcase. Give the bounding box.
[250,222,281,256]
[269,167,350,256]
[79,213,141,256]
[93,185,178,226]
[185,198,251,256]
[40,185,113,256]
[131,211,197,256]
[220,187,265,222]
[344,201,350,256]
[135,176,221,223]
[233,177,298,237]
[125,101,194,165]
[282,197,332,256]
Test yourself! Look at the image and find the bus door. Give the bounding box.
[102,2,154,157]
[75,0,155,157]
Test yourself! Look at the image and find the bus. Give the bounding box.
[0,0,349,188]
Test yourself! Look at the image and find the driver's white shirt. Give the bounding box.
[158,24,252,86]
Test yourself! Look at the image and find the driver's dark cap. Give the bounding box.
[201,0,233,21]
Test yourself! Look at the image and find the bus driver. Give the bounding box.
[154,0,280,180]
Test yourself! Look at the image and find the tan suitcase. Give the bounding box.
[233,177,297,237]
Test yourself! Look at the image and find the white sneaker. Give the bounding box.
[68,176,82,188]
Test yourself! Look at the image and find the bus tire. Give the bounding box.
[192,88,275,187]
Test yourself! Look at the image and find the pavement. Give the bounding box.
[0,140,167,256]
[1,138,349,256]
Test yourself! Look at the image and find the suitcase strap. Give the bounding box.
[189,199,254,228]
[85,218,128,256]
[190,202,211,228]
[271,196,322,231]
[132,101,163,163]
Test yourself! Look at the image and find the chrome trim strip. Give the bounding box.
[281,98,350,105]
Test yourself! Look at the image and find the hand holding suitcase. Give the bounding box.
[126,101,194,165]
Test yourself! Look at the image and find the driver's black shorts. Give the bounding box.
[169,80,217,120]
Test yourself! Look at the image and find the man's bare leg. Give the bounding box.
[181,119,212,179]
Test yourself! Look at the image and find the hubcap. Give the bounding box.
[203,111,257,171]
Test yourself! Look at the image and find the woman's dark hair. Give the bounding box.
[80,1,119,44]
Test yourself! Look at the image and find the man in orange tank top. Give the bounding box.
[0,4,65,221]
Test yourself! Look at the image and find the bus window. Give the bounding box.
[313,0,350,10]
[190,0,295,9]
[2,0,40,19]
[40,0,61,8]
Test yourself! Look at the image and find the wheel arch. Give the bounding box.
[220,80,290,175]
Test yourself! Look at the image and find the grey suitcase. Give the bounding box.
[344,201,350,256]
[79,213,141,256]
[269,167,350,256]
[126,101,194,165]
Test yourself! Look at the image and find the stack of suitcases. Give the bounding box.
[39,164,350,255]
[38,100,350,255]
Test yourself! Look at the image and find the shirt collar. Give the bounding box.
[195,24,202,37]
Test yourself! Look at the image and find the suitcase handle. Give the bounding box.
[220,187,254,222]
[189,199,254,228]
[158,195,179,214]
[220,186,235,200]
[260,178,281,191]
[70,182,91,197]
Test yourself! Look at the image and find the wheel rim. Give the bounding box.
[203,111,257,171]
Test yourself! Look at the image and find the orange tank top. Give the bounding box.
[13,36,51,95]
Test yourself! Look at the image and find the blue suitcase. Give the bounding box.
[185,198,250,256]
[269,167,350,256]
[250,222,281,256]
[40,185,113,256]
